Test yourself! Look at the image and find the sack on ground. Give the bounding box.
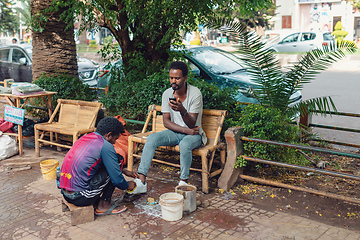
[0,118,14,133]
[13,118,37,136]
[0,133,18,160]
[113,115,134,165]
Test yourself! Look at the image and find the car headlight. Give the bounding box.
[82,71,92,78]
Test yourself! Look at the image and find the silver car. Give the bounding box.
[269,32,336,53]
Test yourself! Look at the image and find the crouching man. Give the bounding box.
[59,117,140,216]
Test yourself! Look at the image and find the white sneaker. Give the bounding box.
[178,180,189,186]
[127,178,147,194]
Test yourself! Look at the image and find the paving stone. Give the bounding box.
[316,233,343,240]
[18,234,42,240]
[0,147,360,240]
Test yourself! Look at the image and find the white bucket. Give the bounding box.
[175,184,197,212]
[159,192,184,221]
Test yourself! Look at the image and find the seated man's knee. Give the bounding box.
[144,132,162,148]
[179,140,193,152]
[146,134,157,144]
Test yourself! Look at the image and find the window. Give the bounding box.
[190,49,245,75]
[0,49,10,62]
[12,49,27,64]
[282,16,292,29]
[333,16,341,32]
[282,33,299,43]
[301,33,316,41]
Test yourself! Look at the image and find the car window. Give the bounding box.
[190,49,245,75]
[282,33,299,43]
[0,49,10,62]
[24,47,32,58]
[300,33,316,41]
[12,49,27,63]
[188,61,199,72]
[323,33,334,41]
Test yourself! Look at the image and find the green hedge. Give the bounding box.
[33,73,97,112]
[231,104,309,167]
[100,70,239,125]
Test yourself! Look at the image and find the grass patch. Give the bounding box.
[76,44,100,53]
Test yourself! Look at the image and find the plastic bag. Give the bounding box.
[13,118,35,136]
[11,83,44,96]
[0,132,18,160]
[0,118,14,133]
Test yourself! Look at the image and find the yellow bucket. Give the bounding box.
[40,159,59,180]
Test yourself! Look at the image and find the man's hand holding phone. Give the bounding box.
[169,97,177,103]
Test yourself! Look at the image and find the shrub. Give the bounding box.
[100,70,169,119]
[32,73,97,115]
[187,77,239,133]
[231,104,309,167]
[100,70,239,123]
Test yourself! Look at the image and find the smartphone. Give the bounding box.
[169,97,176,102]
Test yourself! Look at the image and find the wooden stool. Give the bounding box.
[61,196,94,225]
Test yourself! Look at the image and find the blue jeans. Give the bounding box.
[137,130,202,180]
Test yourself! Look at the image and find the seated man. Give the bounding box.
[128,61,207,195]
[59,117,141,215]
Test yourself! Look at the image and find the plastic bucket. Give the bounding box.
[175,184,197,212]
[159,192,184,221]
[40,159,59,180]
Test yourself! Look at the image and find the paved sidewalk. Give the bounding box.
[0,147,360,240]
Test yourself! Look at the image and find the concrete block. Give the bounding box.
[61,196,94,226]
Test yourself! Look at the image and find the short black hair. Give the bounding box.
[169,61,188,77]
[96,117,124,136]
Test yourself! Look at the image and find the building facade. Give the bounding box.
[273,0,355,41]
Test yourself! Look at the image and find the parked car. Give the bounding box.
[269,32,336,53]
[0,44,100,87]
[0,37,20,45]
[98,46,302,106]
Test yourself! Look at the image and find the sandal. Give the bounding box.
[94,204,127,216]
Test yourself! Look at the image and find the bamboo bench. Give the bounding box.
[34,99,103,157]
[127,104,227,193]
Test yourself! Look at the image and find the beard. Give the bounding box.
[171,83,179,90]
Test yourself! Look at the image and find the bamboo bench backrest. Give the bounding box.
[53,99,103,129]
[144,105,227,147]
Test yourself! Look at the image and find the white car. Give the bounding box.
[269,32,336,53]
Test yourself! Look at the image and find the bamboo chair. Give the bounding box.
[34,99,103,157]
[128,105,227,193]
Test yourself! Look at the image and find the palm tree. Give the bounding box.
[30,0,78,80]
[206,19,357,117]
[14,0,30,23]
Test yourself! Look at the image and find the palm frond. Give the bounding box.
[282,40,357,110]
[205,17,357,118]
[287,96,337,118]
[205,17,283,108]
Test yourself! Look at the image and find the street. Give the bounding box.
[301,55,360,151]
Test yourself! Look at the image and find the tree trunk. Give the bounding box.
[31,0,78,81]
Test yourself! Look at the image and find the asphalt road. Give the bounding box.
[300,56,360,151]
